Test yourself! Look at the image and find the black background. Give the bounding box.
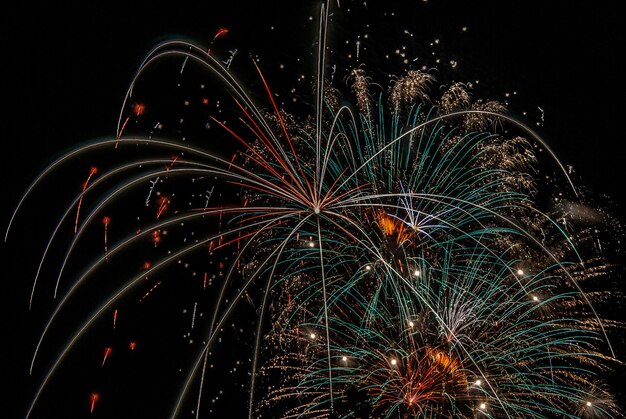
[2,1,624,418]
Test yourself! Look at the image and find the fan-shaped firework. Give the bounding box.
[8,2,623,418]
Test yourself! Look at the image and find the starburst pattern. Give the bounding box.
[7,3,623,418]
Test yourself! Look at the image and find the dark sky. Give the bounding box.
[2,1,624,206]
[2,1,624,418]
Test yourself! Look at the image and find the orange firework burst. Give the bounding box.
[375,210,413,245]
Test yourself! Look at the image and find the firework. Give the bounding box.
[7,2,623,418]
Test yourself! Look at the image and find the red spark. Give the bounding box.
[117,117,130,147]
[89,393,99,413]
[140,280,162,301]
[143,261,151,270]
[213,27,229,41]
[151,230,161,246]
[116,103,146,147]
[203,272,207,290]
[132,102,145,116]
[74,167,98,233]
[86,167,98,183]
[129,341,137,351]
[166,155,179,171]
[156,196,170,219]
[228,153,237,170]
[112,309,118,330]
[102,216,110,259]
[207,27,229,55]
[101,347,112,367]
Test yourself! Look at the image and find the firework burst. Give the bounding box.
[7,2,623,418]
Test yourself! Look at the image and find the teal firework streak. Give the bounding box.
[251,79,620,417]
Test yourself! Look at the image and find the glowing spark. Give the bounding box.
[180,56,189,74]
[204,186,214,209]
[145,177,160,206]
[207,27,229,55]
[191,302,198,329]
[132,102,145,116]
[116,103,145,146]
[102,216,110,259]
[152,230,161,246]
[74,167,97,233]
[89,393,99,413]
[156,196,170,219]
[223,49,238,69]
[166,156,179,171]
[140,281,162,302]
[102,347,112,367]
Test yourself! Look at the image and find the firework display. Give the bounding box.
[7,2,624,418]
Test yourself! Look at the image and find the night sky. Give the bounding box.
[2,2,625,418]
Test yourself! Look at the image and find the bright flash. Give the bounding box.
[390,358,397,366]
[475,379,482,386]
[479,403,486,410]
[310,333,316,339]
[517,269,524,276]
